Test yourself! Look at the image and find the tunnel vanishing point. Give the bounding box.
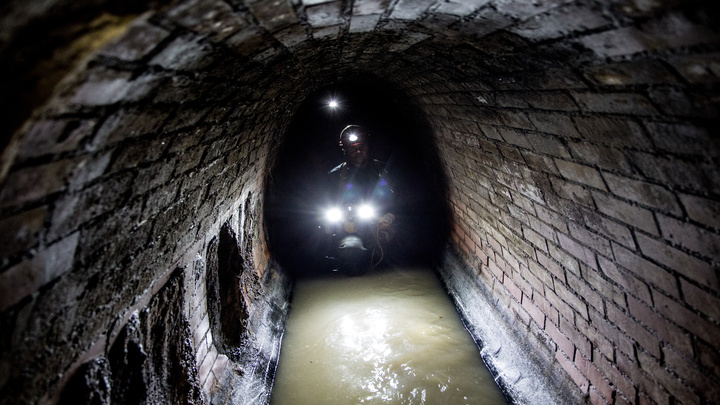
[1,0,719,404]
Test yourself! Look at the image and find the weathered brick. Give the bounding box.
[627,295,692,357]
[575,350,613,404]
[550,177,594,207]
[306,2,343,27]
[606,302,661,358]
[109,137,171,173]
[590,308,638,356]
[556,350,590,394]
[439,0,488,16]
[0,160,78,209]
[630,151,720,194]
[612,242,678,298]
[573,116,650,148]
[657,213,720,260]
[583,59,678,86]
[522,293,546,327]
[18,119,95,160]
[493,0,572,21]
[588,386,609,405]
[645,121,717,157]
[528,112,580,139]
[639,10,720,51]
[0,206,48,260]
[68,69,135,106]
[151,34,215,70]
[349,14,380,33]
[390,0,434,20]
[616,348,672,405]
[101,20,170,61]
[662,345,720,402]
[567,141,633,175]
[697,339,720,380]
[649,86,719,119]
[636,232,717,290]
[637,349,700,405]
[510,2,609,42]
[667,53,720,84]
[566,272,603,313]
[559,312,592,358]
[679,193,720,230]
[595,353,636,403]
[522,150,561,175]
[600,255,651,302]
[523,226,548,252]
[94,109,170,147]
[548,242,580,276]
[523,67,589,91]
[581,263,627,308]
[352,0,391,16]
[592,192,658,235]
[0,233,79,311]
[569,222,612,257]
[558,232,597,270]
[510,294,533,326]
[536,205,569,233]
[572,91,658,116]
[554,160,606,190]
[654,291,720,347]
[681,279,720,324]
[603,172,681,215]
[581,209,634,249]
[579,26,648,58]
[547,319,575,357]
[555,279,590,320]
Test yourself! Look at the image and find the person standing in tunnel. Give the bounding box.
[320,125,401,274]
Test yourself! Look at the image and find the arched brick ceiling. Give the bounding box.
[4,0,717,161]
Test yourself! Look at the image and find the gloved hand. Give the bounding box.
[377,213,395,230]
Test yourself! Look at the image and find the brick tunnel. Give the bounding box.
[1,0,719,404]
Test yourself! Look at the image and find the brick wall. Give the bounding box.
[418,13,720,405]
[0,9,299,403]
[1,0,718,404]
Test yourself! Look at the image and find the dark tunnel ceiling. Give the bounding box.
[265,79,450,277]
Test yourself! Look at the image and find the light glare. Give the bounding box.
[325,207,343,223]
[328,100,338,108]
[358,204,375,220]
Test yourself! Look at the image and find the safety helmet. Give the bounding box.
[339,125,369,149]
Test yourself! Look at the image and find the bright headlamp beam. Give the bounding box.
[357,204,375,220]
[328,100,338,108]
[325,207,343,223]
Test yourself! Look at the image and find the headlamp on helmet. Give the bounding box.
[339,125,369,149]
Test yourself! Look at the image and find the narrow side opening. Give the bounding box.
[206,222,249,354]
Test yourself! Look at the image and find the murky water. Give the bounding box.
[270,267,508,405]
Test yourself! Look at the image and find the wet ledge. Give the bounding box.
[438,247,587,405]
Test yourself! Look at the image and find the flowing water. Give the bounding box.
[270,267,508,405]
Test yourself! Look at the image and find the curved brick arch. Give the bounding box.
[0,1,719,404]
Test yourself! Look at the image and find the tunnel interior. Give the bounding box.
[265,78,451,278]
[0,0,719,404]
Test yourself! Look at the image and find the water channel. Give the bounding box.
[270,267,508,405]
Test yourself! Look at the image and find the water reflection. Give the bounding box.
[271,268,507,405]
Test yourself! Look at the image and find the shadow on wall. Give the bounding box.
[264,77,451,278]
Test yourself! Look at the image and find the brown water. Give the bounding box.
[270,267,508,405]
